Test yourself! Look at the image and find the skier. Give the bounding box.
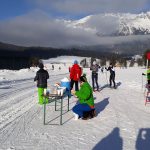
[90,61,100,91]
[70,60,82,91]
[52,65,54,70]
[34,63,49,104]
[101,67,104,73]
[71,75,96,120]
[142,67,150,88]
[142,67,150,105]
[105,63,116,89]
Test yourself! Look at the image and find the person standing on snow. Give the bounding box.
[90,61,100,91]
[52,65,54,70]
[70,60,82,91]
[71,75,96,120]
[142,67,150,87]
[34,63,49,104]
[101,67,104,73]
[105,63,116,89]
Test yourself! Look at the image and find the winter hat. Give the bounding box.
[93,61,96,65]
[74,60,78,64]
[80,75,87,82]
[38,63,44,69]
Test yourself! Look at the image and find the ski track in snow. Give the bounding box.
[0,67,150,150]
[0,72,69,135]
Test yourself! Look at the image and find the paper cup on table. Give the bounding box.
[44,89,47,95]
[60,89,64,96]
[57,89,61,95]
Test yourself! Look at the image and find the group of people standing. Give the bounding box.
[70,60,116,92]
[90,61,116,91]
[34,60,116,120]
[70,60,116,120]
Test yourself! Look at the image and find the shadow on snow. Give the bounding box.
[92,127,150,150]
[92,127,123,150]
[95,97,109,116]
[136,128,150,150]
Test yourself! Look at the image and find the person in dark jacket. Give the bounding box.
[70,60,82,91]
[105,63,116,88]
[34,63,49,104]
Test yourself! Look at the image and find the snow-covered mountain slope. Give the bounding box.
[65,12,150,36]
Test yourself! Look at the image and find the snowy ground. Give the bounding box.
[0,56,150,150]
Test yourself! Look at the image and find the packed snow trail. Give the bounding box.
[0,66,150,150]
[0,71,69,131]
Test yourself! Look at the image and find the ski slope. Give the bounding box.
[0,56,150,150]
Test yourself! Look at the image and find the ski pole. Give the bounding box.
[141,75,146,94]
[105,71,108,85]
[142,75,143,89]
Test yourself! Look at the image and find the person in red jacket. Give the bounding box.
[70,60,82,91]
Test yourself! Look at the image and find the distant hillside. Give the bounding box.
[79,40,150,56]
[0,41,119,58]
[0,41,114,69]
[0,42,25,51]
[0,40,148,69]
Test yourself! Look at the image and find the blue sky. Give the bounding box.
[0,0,32,20]
[0,0,150,21]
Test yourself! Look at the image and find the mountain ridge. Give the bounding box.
[66,11,150,37]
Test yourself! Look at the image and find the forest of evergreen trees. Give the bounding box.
[0,42,146,70]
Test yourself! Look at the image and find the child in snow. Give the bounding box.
[105,63,116,89]
[71,75,96,120]
[34,63,49,104]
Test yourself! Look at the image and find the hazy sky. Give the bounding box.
[0,0,150,47]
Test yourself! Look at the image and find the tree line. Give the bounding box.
[0,46,149,69]
[80,50,149,68]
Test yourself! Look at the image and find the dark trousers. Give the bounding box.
[72,104,92,117]
[109,73,116,87]
[70,79,79,91]
[92,73,99,90]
